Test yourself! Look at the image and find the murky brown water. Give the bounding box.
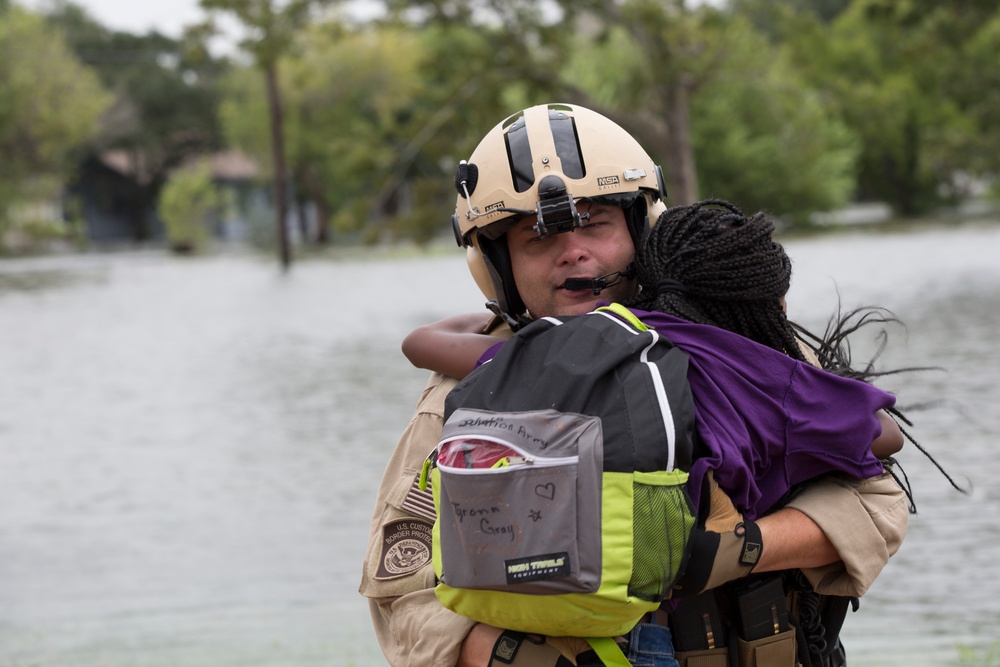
[1,223,998,666]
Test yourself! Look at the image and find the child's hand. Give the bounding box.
[872,410,903,459]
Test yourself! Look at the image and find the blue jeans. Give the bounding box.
[623,622,680,667]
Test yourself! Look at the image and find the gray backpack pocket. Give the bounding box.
[435,408,603,595]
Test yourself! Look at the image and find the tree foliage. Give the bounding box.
[44,0,226,238]
[158,160,223,253]
[218,17,531,244]
[285,24,425,240]
[0,4,110,235]
[201,0,338,263]
[690,22,859,225]
[10,0,1000,249]
[769,0,1000,215]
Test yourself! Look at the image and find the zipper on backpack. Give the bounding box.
[437,437,578,474]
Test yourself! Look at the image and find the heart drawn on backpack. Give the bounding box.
[535,483,555,500]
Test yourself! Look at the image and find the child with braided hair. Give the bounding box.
[405,200,903,516]
[621,199,905,514]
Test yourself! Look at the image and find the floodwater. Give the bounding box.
[1,222,998,667]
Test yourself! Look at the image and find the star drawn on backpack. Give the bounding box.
[529,509,542,522]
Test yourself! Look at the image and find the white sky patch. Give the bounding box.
[15,0,386,55]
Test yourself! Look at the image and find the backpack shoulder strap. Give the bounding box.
[585,637,632,667]
[595,302,648,332]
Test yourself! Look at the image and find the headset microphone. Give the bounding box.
[562,266,636,295]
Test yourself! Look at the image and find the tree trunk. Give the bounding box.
[128,146,151,240]
[298,167,330,245]
[265,62,291,270]
[315,199,330,244]
[663,79,699,206]
[296,194,310,243]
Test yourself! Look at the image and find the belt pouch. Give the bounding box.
[675,647,729,667]
[736,628,797,667]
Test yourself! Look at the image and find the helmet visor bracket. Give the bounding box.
[534,190,586,238]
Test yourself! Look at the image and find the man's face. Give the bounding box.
[506,203,637,318]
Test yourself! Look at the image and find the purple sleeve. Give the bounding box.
[476,340,505,368]
[638,311,891,519]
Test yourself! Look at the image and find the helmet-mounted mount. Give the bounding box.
[533,175,587,238]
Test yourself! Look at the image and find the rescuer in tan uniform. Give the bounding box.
[360,103,907,667]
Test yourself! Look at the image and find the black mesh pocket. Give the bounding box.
[629,471,696,601]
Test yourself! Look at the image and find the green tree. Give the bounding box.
[0,4,110,242]
[158,160,223,253]
[581,0,737,206]
[328,22,527,243]
[561,8,857,222]
[43,1,226,239]
[876,0,1000,200]
[284,24,424,242]
[730,0,852,32]
[219,19,520,245]
[961,12,1000,188]
[382,0,826,212]
[691,47,859,225]
[201,0,337,268]
[217,66,272,172]
[777,0,1000,215]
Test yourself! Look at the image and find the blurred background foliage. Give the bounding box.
[2,0,999,254]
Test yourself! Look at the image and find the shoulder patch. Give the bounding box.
[374,517,433,580]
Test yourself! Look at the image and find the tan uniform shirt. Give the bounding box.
[360,363,909,666]
[360,372,476,667]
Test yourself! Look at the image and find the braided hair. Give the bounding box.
[626,199,806,361]
[627,198,966,508]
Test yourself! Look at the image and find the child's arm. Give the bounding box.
[871,409,904,459]
[797,339,904,460]
[402,313,503,380]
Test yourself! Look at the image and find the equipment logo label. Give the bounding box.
[597,176,620,188]
[375,517,433,579]
[504,552,571,584]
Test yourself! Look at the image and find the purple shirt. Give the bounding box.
[480,308,891,519]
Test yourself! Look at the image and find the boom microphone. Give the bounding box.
[562,266,636,295]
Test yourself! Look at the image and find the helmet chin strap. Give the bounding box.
[485,299,532,331]
[562,264,637,295]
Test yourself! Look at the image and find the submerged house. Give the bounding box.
[66,150,268,245]
[66,153,161,242]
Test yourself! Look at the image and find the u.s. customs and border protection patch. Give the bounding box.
[374,517,433,580]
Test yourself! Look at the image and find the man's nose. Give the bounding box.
[552,231,591,265]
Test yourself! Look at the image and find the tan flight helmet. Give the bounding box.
[451,103,666,329]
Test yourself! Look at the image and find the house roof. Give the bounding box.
[99,149,262,182]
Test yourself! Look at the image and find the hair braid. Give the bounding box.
[626,199,965,508]
[627,199,805,360]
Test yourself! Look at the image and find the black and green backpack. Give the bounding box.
[423,304,698,665]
